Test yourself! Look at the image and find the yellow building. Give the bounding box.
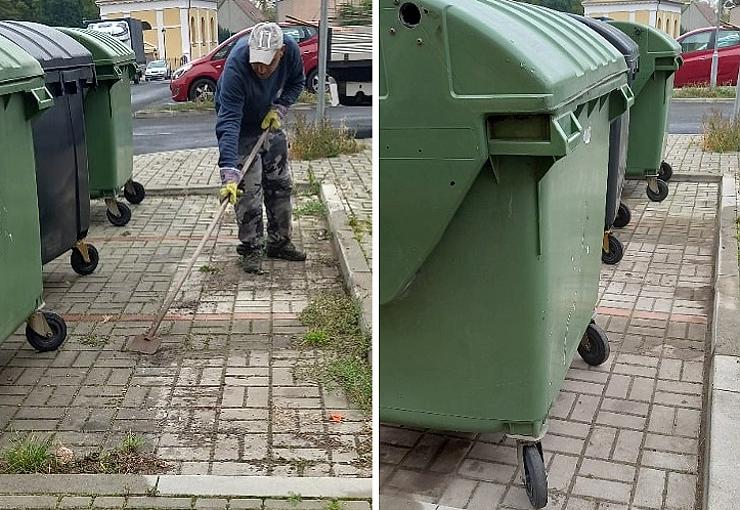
[96,0,219,65]
[582,0,686,38]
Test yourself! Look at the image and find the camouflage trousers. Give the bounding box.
[234,129,293,251]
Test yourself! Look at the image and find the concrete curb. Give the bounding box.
[0,474,371,499]
[141,182,313,197]
[704,174,740,510]
[319,182,372,338]
[672,97,735,103]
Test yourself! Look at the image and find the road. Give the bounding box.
[131,81,371,154]
[131,80,172,112]
[668,100,734,134]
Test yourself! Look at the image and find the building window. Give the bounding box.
[201,17,206,45]
[190,17,196,44]
[211,17,216,43]
[674,19,679,37]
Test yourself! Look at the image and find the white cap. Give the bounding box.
[249,22,284,65]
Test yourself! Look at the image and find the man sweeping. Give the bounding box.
[216,22,306,274]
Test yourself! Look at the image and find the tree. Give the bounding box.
[0,0,100,27]
[520,0,583,14]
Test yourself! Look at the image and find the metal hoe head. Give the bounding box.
[128,333,161,354]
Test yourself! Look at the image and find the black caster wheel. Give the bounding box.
[106,201,132,227]
[646,179,669,202]
[601,233,624,265]
[25,311,67,352]
[659,161,673,182]
[124,181,146,204]
[70,244,99,276]
[613,202,631,228]
[522,443,548,509]
[578,321,611,366]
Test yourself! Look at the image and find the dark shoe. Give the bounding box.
[236,243,261,256]
[240,251,264,274]
[266,241,306,261]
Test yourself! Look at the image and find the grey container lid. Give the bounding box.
[0,21,94,78]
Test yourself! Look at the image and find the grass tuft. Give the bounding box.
[702,110,740,152]
[290,114,361,161]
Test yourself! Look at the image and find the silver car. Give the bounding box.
[144,60,170,81]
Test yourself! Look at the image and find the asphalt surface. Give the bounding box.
[130,80,371,154]
[131,80,172,112]
[668,99,735,134]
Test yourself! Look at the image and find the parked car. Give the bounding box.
[144,59,171,81]
[675,26,740,87]
[170,23,319,102]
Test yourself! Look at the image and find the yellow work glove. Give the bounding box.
[261,109,281,131]
[219,182,242,205]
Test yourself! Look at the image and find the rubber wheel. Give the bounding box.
[601,233,624,265]
[646,179,669,202]
[124,181,146,204]
[25,311,67,352]
[70,244,99,276]
[106,201,132,227]
[522,444,548,509]
[188,77,216,102]
[578,322,611,366]
[659,161,673,182]
[613,202,631,228]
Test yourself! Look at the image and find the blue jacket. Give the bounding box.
[215,35,305,168]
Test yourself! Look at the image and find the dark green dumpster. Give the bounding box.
[57,27,145,227]
[380,1,629,507]
[0,34,68,351]
[610,20,683,202]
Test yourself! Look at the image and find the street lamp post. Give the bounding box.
[162,27,167,61]
[711,0,723,88]
[315,0,329,123]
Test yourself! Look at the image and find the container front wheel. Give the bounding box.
[124,181,146,204]
[70,244,99,276]
[646,179,669,202]
[106,201,132,227]
[601,233,624,265]
[613,202,631,228]
[25,311,67,352]
[659,161,673,182]
[522,443,548,509]
[578,322,610,366]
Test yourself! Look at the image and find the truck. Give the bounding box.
[328,27,371,106]
[84,18,148,84]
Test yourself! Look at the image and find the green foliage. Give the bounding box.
[0,0,99,27]
[337,0,372,26]
[519,0,583,14]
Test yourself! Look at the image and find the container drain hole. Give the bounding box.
[400,3,422,28]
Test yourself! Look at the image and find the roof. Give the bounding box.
[692,1,718,24]
[231,0,267,22]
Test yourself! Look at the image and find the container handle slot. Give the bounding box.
[29,87,54,112]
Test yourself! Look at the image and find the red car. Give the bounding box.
[675,26,740,87]
[170,23,319,102]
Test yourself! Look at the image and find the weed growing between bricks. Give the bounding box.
[673,85,736,98]
[348,214,372,243]
[294,198,328,218]
[298,293,371,412]
[702,110,740,152]
[0,432,172,475]
[290,114,361,160]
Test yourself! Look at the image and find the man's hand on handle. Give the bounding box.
[219,167,243,205]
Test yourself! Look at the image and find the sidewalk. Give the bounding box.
[380,134,730,509]
[1,149,372,484]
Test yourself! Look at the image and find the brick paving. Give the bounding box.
[380,178,717,510]
[0,495,371,509]
[1,152,371,477]
[133,144,373,266]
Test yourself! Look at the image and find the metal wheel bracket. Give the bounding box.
[602,231,611,253]
[74,240,91,263]
[647,177,660,193]
[123,180,135,194]
[104,198,122,216]
[27,311,53,338]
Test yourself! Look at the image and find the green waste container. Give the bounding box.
[610,21,683,202]
[0,34,68,351]
[380,2,630,507]
[56,27,145,227]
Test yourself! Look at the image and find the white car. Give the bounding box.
[144,60,170,81]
